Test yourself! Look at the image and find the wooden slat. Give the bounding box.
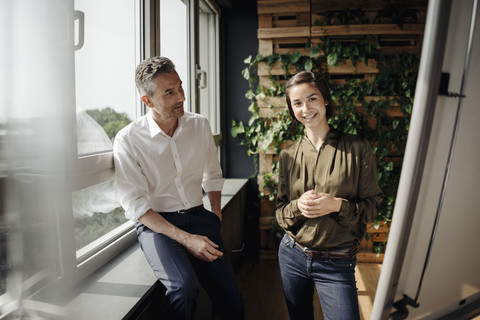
[259,76,275,89]
[259,60,378,77]
[258,140,294,155]
[372,233,388,242]
[259,153,274,174]
[257,62,296,76]
[311,23,425,37]
[311,0,428,12]
[272,37,312,55]
[259,106,286,118]
[259,39,274,56]
[258,14,273,28]
[258,26,310,39]
[329,59,378,74]
[257,0,310,14]
[258,96,286,108]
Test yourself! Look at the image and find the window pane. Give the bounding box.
[198,0,219,134]
[1,171,60,296]
[74,0,137,155]
[160,0,189,109]
[72,179,127,252]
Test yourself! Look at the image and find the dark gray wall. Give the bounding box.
[219,0,258,179]
[218,0,260,258]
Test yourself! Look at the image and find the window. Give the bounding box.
[72,0,139,262]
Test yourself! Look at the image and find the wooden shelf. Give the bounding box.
[258,26,310,39]
[257,0,310,15]
[258,24,424,40]
[311,24,424,37]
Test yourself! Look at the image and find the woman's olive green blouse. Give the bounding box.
[275,128,384,250]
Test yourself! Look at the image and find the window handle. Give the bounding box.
[74,10,84,51]
[196,65,207,89]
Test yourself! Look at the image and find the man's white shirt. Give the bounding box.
[113,111,224,222]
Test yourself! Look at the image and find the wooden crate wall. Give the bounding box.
[255,0,427,261]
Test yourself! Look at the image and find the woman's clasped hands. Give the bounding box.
[296,190,342,218]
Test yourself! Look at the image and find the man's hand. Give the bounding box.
[181,233,223,262]
[297,190,342,219]
[139,209,223,262]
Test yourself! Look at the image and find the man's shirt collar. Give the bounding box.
[146,110,184,138]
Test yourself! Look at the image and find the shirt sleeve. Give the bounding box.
[201,118,224,193]
[113,132,152,222]
[337,138,384,226]
[275,149,306,231]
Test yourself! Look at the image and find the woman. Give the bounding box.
[275,71,384,320]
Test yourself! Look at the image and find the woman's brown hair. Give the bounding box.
[285,71,334,120]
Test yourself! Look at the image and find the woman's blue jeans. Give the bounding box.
[278,234,360,320]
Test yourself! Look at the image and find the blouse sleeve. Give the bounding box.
[337,138,384,226]
[275,149,307,231]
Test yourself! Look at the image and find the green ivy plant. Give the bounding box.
[231,33,420,239]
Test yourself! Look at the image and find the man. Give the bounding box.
[113,56,244,319]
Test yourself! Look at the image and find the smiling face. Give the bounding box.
[141,71,185,123]
[288,82,329,130]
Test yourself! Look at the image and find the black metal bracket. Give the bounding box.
[390,295,420,320]
[439,72,467,98]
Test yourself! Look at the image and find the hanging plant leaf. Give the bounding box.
[290,51,302,64]
[304,58,313,71]
[310,44,321,58]
[242,67,250,80]
[327,52,338,66]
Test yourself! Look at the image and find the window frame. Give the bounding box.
[193,0,221,142]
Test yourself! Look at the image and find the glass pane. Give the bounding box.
[1,170,60,296]
[72,179,127,251]
[160,0,189,109]
[198,0,219,134]
[74,0,137,156]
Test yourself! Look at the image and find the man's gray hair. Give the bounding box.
[135,56,176,96]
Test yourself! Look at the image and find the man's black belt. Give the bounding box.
[175,204,204,214]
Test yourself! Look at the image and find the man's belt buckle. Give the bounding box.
[176,205,204,214]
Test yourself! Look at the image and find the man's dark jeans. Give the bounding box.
[136,208,244,320]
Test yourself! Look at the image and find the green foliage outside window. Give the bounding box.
[86,107,132,140]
